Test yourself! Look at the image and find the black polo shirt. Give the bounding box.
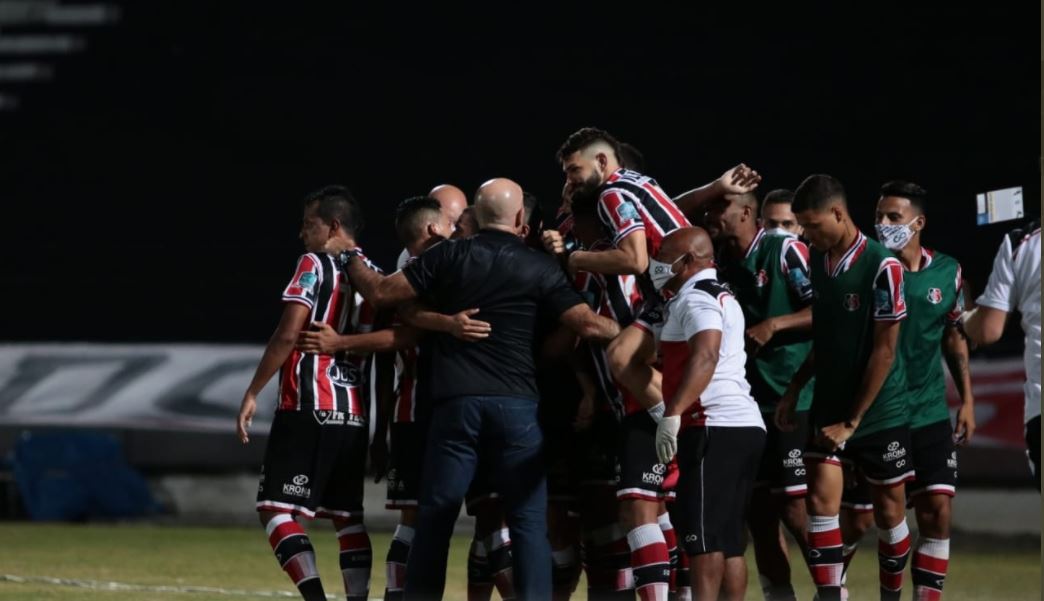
[402,228,584,402]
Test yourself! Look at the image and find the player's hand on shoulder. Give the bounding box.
[236,393,257,444]
[297,321,340,354]
[322,237,355,256]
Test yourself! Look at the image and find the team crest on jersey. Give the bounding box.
[927,287,943,304]
[296,271,318,290]
[842,293,860,311]
[616,202,640,222]
[755,269,769,288]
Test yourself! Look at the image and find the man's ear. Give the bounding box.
[328,219,342,237]
[831,205,845,224]
[596,152,608,173]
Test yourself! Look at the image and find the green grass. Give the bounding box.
[0,523,1038,600]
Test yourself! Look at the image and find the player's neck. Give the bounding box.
[828,221,859,261]
[733,225,758,257]
[899,240,923,272]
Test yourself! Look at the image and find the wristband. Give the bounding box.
[647,402,666,423]
[336,248,362,268]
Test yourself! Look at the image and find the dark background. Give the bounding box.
[2,3,1039,345]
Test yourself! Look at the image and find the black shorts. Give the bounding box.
[674,426,765,557]
[755,410,809,497]
[906,419,958,500]
[578,411,620,490]
[617,411,678,502]
[805,425,914,488]
[386,420,427,510]
[256,410,367,519]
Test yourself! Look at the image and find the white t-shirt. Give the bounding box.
[396,248,411,271]
[657,268,764,430]
[976,222,1041,422]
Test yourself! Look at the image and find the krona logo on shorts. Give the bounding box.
[283,474,312,498]
[947,451,958,469]
[927,287,943,304]
[783,448,804,468]
[842,293,860,311]
[882,441,906,462]
[652,463,667,475]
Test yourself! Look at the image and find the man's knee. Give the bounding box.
[914,495,951,537]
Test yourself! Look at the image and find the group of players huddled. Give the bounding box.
[237,126,1010,601]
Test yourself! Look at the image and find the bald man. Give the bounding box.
[330,178,621,600]
[649,227,766,601]
[396,184,468,269]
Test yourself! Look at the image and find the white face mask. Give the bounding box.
[764,227,793,238]
[649,255,685,291]
[875,218,918,251]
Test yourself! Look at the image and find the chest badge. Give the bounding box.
[927,288,942,304]
[755,269,769,288]
[842,293,860,311]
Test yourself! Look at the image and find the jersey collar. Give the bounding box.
[743,228,766,260]
[826,230,868,277]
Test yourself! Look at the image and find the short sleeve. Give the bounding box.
[597,187,644,246]
[283,254,321,308]
[678,292,725,340]
[976,235,1016,312]
[780,238,814,304]
[872,256,907,321]
[402,240,451,298]
[946,263,966,324]
[539,260,585,318]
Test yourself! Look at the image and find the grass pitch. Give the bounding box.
[0,523,1038,600]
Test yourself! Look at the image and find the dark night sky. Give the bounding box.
[1,3,1039,345]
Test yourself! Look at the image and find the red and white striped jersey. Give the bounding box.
[278,251,380,423]
[391,255,422,424]
[575,247,645,420]
[597,169,690,257]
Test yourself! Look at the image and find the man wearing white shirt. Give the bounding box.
[652,227,766,601]
[962,218,1041,488]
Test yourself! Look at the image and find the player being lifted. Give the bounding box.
[543,127,690,601]
[703,190,814,601]
[838,181,975,601]
[776,175,913,601]
[236,186,379,601]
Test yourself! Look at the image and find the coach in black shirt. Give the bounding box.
[335,178,619,600]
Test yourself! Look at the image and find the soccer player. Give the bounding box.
[538,128,689,601]
[776,174,913,601]
[760,189,803,237]
[570,199,664,601]
[704,190,814,601]
[962,218,1041,489]
[651,226,766,601]
[236,186,378,601]
[872,180,974,600]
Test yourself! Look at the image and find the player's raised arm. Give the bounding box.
[672,163,762,218]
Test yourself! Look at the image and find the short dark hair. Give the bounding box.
[618,142,646,172]
[394,195,442,244]
[792,174,846,213]
[879,180,928,214]
[570,187,600,220]
[556,127,622,165]
[762,188,795,207]
[304,185,363,235]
